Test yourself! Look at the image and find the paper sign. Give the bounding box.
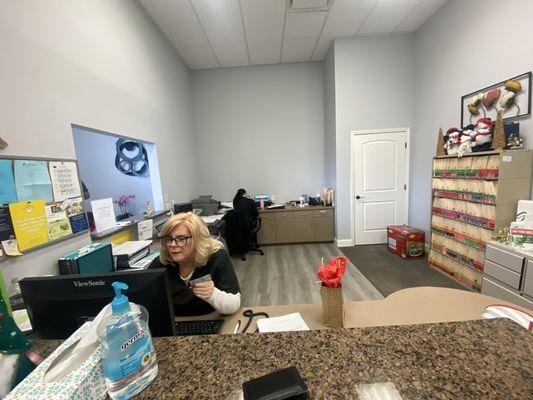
[45,204,68,222]
[69,213,89,234]
[46,218,73,241]
[137,219,154,241]
[14,160,53,203]
[48,161,82,202]
[2,239,22,256]
[502,155,512,162]
[13,309,32,332]
[91,198,117,233]
[0,206,15,242]
[9,200,49,251]
[0,160,17,205]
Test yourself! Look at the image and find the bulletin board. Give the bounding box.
[0,155,89,257]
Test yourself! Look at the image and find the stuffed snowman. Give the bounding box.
[470,117,493,151]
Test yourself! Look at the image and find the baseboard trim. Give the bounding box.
[335,238,353,247]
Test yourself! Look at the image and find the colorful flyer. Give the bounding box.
[66,196,84,216]
[69,213,89,234]
[46,219,73,241]
[9,200,49,251]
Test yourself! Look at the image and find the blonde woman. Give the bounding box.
[149,212,241,316]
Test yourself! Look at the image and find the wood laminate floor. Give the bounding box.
[231,243,383,307]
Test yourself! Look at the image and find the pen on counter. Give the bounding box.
[233,320,241,334]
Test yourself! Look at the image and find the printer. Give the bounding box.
[190,195,219,216]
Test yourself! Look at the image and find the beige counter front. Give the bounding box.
[177,286,525,333]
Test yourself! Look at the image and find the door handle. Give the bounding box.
[355,195,365,200]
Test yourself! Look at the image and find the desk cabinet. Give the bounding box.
[258,207,334,245]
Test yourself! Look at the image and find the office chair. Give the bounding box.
[223,209,264,261]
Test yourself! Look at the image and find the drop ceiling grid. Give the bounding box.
[138,0,448,70]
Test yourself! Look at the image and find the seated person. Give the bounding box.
[149,212,241,316]
[232,188,258,228]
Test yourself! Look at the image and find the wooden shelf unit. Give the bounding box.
[429,150,533,292]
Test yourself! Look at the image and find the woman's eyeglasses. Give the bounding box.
[161,236,192,247]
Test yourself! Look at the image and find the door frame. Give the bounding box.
[350,127,411,246]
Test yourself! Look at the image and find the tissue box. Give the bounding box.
[6,323,106,400]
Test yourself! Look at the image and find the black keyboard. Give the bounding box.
[174,319,224,336]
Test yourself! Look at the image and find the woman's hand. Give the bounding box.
[191,280,214,300]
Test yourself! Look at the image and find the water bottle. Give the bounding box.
[96,282,158,399]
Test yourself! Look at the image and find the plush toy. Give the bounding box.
[458,134,473,157]
[470,117,494,151]
[444,127,462,155]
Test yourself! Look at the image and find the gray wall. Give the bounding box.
[191,63,325,203]
[0,0,195,287]
[333,35,416,242]
[323,45,336,190]
[411,0,533,234]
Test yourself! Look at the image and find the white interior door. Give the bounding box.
[353,130,409,245]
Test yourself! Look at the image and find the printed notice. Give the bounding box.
[69,213,89,234]
[49,161,82,202]
[0,206,15,242]
[47,219,73,241]
[9,200,49,251]
[14,160,53,203]
[0,160,17,205]
[137,219,154,241]
[91,198,117,233]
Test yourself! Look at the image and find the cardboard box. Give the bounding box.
[7,322,106,400]
[387,225,425,259]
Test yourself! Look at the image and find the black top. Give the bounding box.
[233,197,259,228]
[148,249,240,316]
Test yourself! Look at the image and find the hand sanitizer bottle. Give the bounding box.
[97,282,158,399]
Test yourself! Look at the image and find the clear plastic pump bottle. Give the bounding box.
[96,282,158,399]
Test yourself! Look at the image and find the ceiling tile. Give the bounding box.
[191,0,245,44]
[281,37,317,62]
[248,39,282,65]
[331,0,377,11]
[357,0,418,35]
[140,0,208,47]
[395,0,447,32]
[311,39,332,60]
[213,42,250,67]
[190,0,240,20]
[241,0,285,41]
[177,44,219,69]
[284,11,328,38]
[321,9,368,39]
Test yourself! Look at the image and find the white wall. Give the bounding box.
[333,35,416,241]
[191,63,325,202]
[0,0,195,287]
[411,0,533,234]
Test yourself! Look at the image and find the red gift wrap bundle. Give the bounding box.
[387,225,425,259]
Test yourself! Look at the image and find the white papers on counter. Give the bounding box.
[256,313,310,333]
[201,214,224,224]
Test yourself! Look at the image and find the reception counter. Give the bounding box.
[30,287,532,399]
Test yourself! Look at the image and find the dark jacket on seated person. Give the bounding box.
[233,197,259,228]
[148,249,240,316]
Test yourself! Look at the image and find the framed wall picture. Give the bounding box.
[461,72,531,127]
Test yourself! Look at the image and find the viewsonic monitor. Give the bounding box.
[20,269,176,339]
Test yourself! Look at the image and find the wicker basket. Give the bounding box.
[320,285,345,328]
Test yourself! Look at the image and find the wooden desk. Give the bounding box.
[257,206,334,244]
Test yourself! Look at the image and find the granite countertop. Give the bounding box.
[32,318,532,399]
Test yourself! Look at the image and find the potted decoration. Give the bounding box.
[114,194,135,221]
[317,256,347,328]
